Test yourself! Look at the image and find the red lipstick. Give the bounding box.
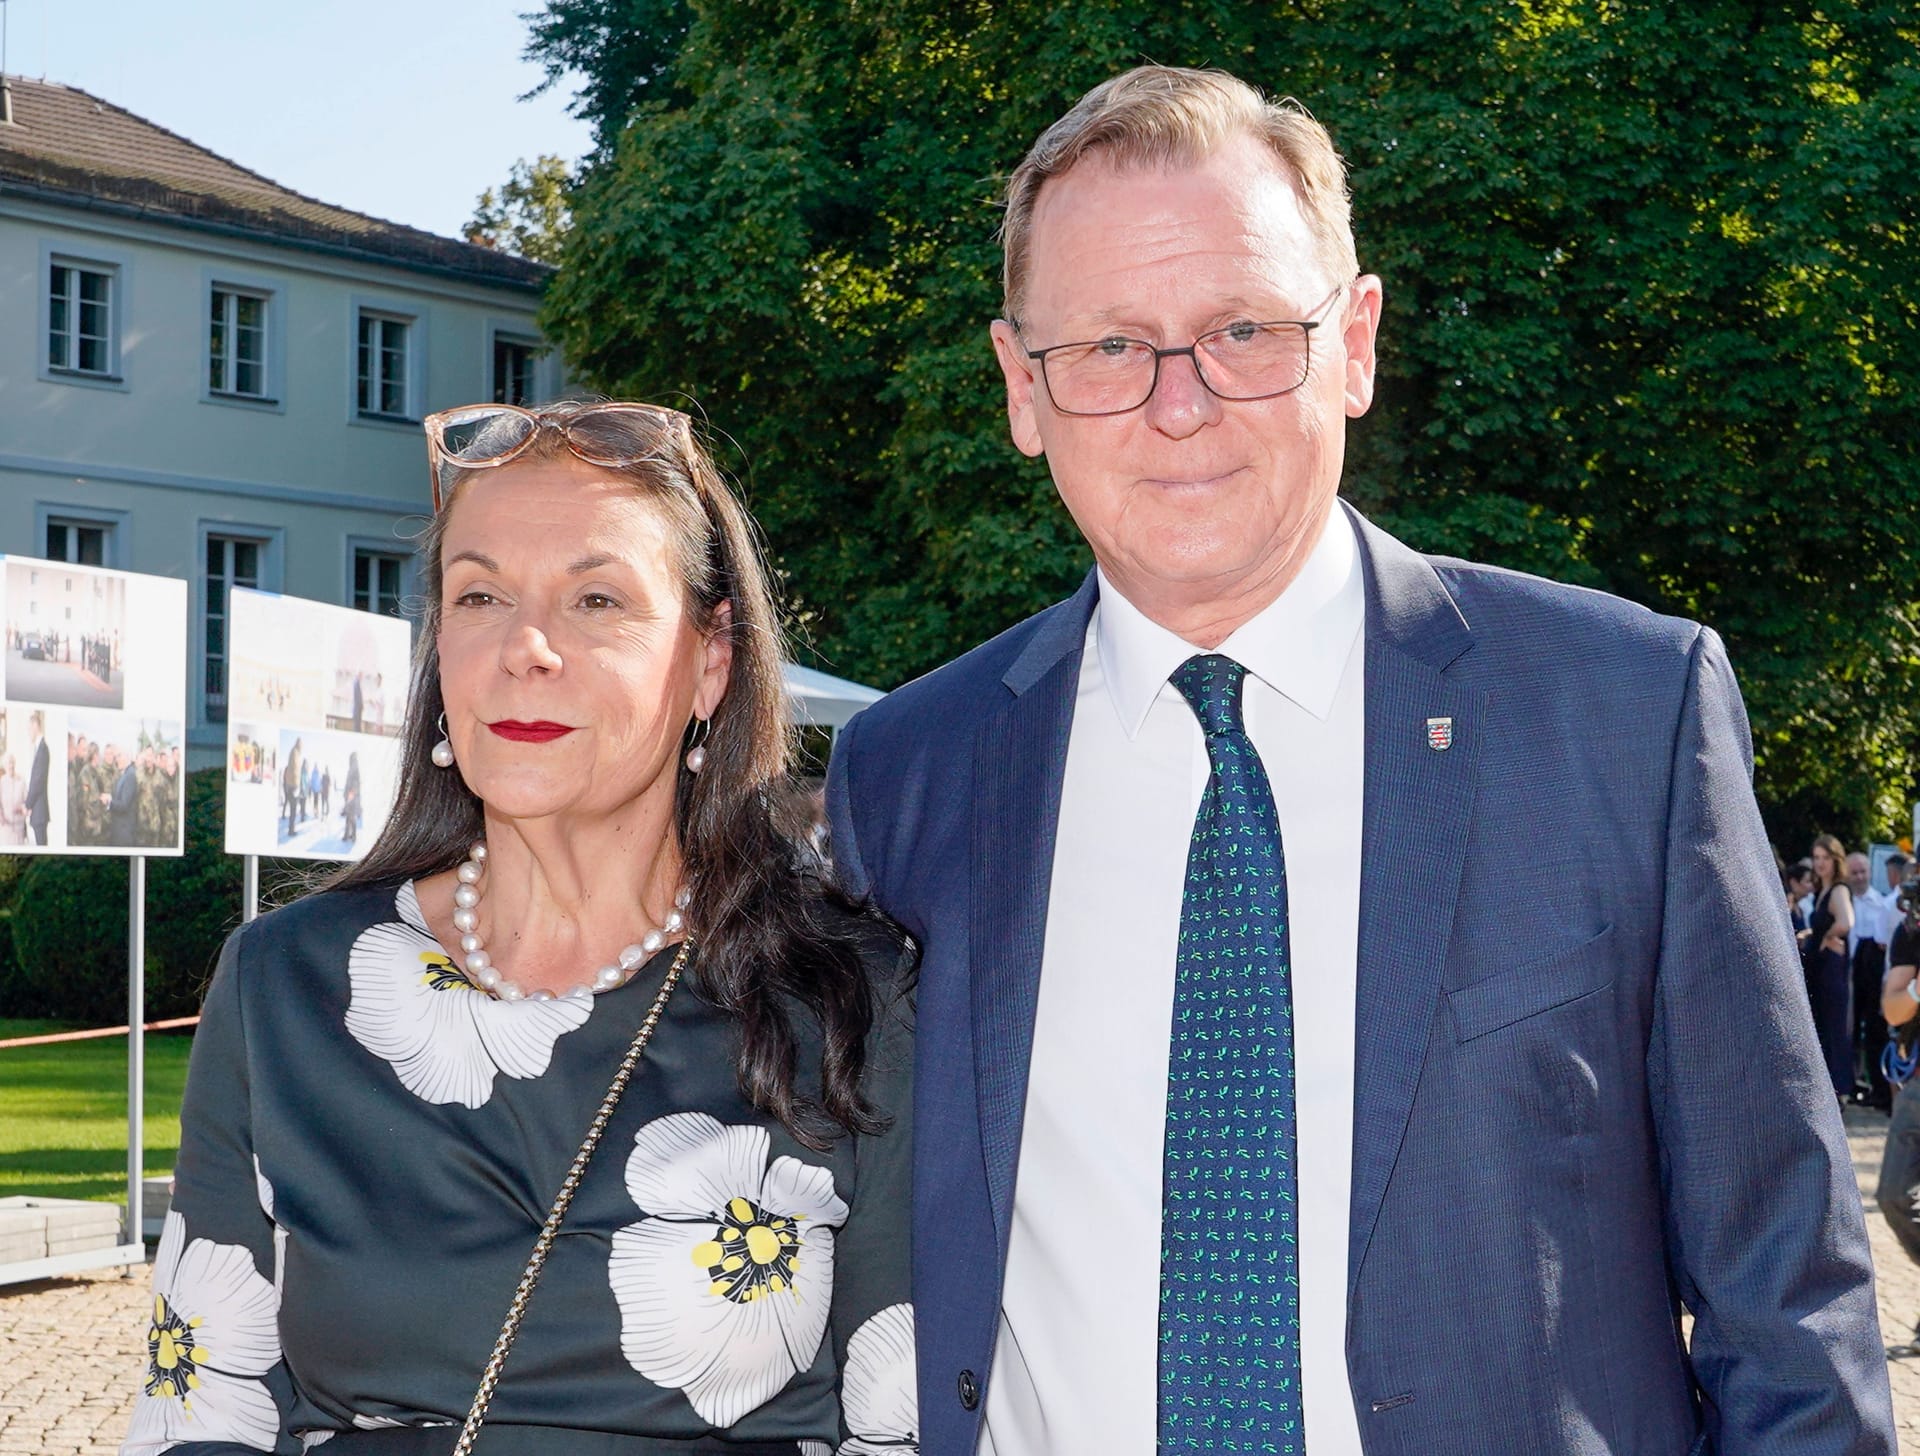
[488,721,575,743]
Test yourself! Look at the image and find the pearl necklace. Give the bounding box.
[448,840,691,1003]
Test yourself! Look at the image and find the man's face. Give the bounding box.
[1847,853,1871,896]
[990,135,1383,634]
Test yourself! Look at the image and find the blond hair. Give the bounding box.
[1000,65,1359,323]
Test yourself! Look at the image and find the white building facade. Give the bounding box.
[0,77,557,767]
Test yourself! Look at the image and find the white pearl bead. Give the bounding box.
[595,964,626,990]
[474,965,502,989]
[496,981,525,1001]
[675,886,691,909]
[465,949,490,973]
[642,929,665,954]
[618,943,647,970]
[454,884,479,909]
[452,907,478,933]
[460,933,483,954]
[564,985,595,1003]
[470,842,488,862]
[685,746,706,773]
[529,988,555,1002]
[663,909,684,934]
[431,741,455,768]
[457,861,482,884]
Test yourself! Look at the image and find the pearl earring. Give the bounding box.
[684,716,710,774]
[431,712,455,769]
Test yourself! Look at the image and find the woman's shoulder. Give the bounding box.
[228,877,421,973]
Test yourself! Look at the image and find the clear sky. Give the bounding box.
[2,0,594,240]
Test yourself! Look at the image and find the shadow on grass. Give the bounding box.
[0,1146,179,1203]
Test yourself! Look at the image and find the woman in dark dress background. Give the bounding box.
[123,402,917,1456]
[1807,832,1856,1101]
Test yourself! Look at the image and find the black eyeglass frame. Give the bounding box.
[1014,280,1354,418]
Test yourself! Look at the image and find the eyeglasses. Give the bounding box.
[1017,282,1352,417]
[422,402,693,510]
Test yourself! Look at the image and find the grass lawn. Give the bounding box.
[0,1018,193,1203]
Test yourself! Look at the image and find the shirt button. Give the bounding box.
[958,1368,980,1410]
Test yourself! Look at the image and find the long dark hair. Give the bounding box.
[331,401,895,1148]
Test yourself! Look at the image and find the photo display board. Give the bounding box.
[0,557,188,856]
[223,588,412,862]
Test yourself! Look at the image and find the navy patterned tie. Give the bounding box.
[1158,653,1302,1453]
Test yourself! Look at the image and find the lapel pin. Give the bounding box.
[1426,717,1453,752]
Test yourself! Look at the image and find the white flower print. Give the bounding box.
[253,1156,288,1296]
[123,1211,281,1454]
[609,1113,850,1427]
[344,882,589,1108]
[837,1304,918,1454]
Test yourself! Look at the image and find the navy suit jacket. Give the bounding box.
[827,506,1895,1454]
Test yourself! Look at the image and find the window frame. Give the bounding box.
[202,269,286,411]
[345,538,418,619]
[486,323,546,407]
[37,241,131,391]
[348,296,428,428]
[194,521,284,730]
[33,503,131,569]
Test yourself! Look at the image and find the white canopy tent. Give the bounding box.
[785,663,885,730]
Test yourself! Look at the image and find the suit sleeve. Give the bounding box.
[826,712,874,902]
[121,926,302,1455]
[1649,627,1896,1451]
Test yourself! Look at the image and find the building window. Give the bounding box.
[46,517,111,566]
[210,287,271,398]
[356,310,413,418]
[204,534,262,723]
[48,259,116,376]
[493,337,537,406]
[353,548,408,618]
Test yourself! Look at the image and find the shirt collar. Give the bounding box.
[1095,507,1364,739]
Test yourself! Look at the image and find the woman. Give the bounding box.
[1806,832,1855,1100]
[123,401,917,1455]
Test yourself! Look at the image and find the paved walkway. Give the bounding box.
[6,1106,1920,1452]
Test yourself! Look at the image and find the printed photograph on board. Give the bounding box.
[229,588,327,725]
[273,726,400,859]
[4,560,127,710]
[64,714,183,852]
[0,706,57,848]
[325,612,411,737]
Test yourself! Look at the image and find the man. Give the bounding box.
[103,743,138,848]
[827,65,1893,1453]
[1851,850,1896,1106]
[23,711,49,847]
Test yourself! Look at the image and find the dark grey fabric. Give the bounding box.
[130,881,912,1455]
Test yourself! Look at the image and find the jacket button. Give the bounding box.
[958,1369,980,1410]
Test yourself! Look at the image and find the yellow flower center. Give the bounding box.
[144,1294,204,1405]
[690,1194,806,1304]
[419,951,481,993]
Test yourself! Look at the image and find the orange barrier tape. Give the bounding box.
[0,1016,200,1051]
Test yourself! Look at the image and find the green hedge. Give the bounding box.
[1,769,308,1025]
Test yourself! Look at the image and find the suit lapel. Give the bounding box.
[1345,506,1485,1298]
[971,574,1098,1258]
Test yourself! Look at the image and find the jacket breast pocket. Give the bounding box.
[1448,924,1616,1043]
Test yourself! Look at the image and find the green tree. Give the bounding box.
[534,0,1920,847]
[465,154,576,265]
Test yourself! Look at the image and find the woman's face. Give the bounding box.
[436,457,731,827]
[1812,843,1833,884]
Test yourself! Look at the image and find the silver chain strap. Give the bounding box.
[451,938,692,1455]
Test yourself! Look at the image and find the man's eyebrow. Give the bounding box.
[445,550,500,572]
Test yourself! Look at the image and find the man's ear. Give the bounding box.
[694,600,734,722]
[990,320,1046,458]
[1342,275,1384,419]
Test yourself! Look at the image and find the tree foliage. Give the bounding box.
[465,153,576,265]
[532,0,1920,846]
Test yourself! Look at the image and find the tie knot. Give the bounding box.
[1170,654,1247,738]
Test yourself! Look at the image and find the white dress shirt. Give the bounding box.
[979,510,1366,1456]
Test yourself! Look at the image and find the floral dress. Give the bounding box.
[122,881,917,1456]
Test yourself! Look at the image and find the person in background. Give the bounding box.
[0,753,26,847]
[1787,858,1816,940]
[24,711,49,847]
[1877,866,1920,1357]
[1807,833,1856,1100]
